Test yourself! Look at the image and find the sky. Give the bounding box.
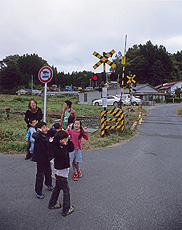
[1,0,182,74]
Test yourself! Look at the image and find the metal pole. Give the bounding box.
[31,75,33,95]
[44,83,47,122]
[121,35,127,99]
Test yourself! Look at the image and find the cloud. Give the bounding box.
[0,0,182,73]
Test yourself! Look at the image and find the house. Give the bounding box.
[132,83,165,103]
[155,81,182,94]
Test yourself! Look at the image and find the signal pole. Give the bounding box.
[121,35,127,105]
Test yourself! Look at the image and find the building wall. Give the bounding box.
[168,82,182,93]
[79,88,121,104]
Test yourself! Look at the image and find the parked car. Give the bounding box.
[117,94,141,105]
[16,89,41,96]
[93,95,120,106]
[16,89,32,96]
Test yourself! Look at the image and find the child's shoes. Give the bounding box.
[37,193,45,199]
[62,206,74,216]
[73,173,78,181]
[47,185,54,191]
[77,170,82,178]
[48,201,62,209]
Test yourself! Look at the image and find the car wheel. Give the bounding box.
[133,102,137,106]
[113,101,118,106]
[94,102,99,106]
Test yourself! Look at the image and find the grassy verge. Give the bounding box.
[177,105,182,117]
[0,94,142,154]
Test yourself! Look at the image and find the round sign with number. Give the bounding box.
[38,66,53,83]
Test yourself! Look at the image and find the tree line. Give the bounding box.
[0,40,182,94]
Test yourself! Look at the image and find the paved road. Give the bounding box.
[1,104,182,230]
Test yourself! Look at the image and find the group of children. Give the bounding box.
[25,116,89,217]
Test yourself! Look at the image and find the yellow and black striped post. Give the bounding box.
[121,35,127,100]
[100,108,125,137]
[100,110,107,137]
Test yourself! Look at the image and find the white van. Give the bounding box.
[117,94,142,106]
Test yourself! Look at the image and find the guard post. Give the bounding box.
[100,108,124,137]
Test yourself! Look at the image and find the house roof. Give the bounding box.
[155,81,182,90]
[132,83,159,92]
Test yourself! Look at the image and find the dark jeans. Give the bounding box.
[35,161,52,195]
[49,175,70,213]
[26,139,31,158]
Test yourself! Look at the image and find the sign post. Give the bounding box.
[127,74,136,111]
[38,66,53,122]
[93,49,116,109]
[93,49,116,136]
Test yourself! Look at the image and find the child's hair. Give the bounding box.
[29,118,37,124]
[53,123,61,130]
[73,120,84,140]
[53,130,68,146]
[68,115,75,125]
[35,121,47,130]
[65,100,72,108]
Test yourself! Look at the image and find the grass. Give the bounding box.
[177,105,182,117]
[0,94,141,154]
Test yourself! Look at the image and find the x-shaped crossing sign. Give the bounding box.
[93,49,116,69]
[127,75,136,84]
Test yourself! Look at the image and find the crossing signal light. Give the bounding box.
[92,75,98,81]
[110,73,117,81]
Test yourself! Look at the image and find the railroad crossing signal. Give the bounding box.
[93,49,116,69]
[127,74,136,84]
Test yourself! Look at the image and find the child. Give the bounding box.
[48,130,75,216]
[32,122,54,199]
[49,123,62,179]
[66,120,89,181]
[60,100,76,130]
[25,119,38,159]
[68,115,75,129]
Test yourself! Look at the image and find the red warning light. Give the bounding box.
[92,75,98,81]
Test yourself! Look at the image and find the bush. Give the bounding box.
[165,97,182,103]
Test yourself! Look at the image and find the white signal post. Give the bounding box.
[38,66,53,122]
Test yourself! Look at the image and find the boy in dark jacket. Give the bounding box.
[32,122,54,199]
[48,130,75,216]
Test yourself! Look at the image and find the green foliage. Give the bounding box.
[12,96,34,102]
[1,42,182,93]
[0,142,27,152]
[0,116,27,153]
[0,95,137,153]
[177,106,182,117]
[113,41,182,86]
[165,97,182,103]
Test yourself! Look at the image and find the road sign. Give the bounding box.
[38,66,53,83]
[127,75,136,84]
[93,49,116,69]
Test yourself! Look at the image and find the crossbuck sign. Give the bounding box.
[93,49,116,69]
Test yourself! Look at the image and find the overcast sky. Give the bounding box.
[1,0,182,73]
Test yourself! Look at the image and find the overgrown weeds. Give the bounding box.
[177,106,182,117]
[0,94,140,154]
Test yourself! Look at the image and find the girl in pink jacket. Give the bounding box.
[66,120,89,181]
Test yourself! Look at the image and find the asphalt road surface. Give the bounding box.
[1,103,182,230]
